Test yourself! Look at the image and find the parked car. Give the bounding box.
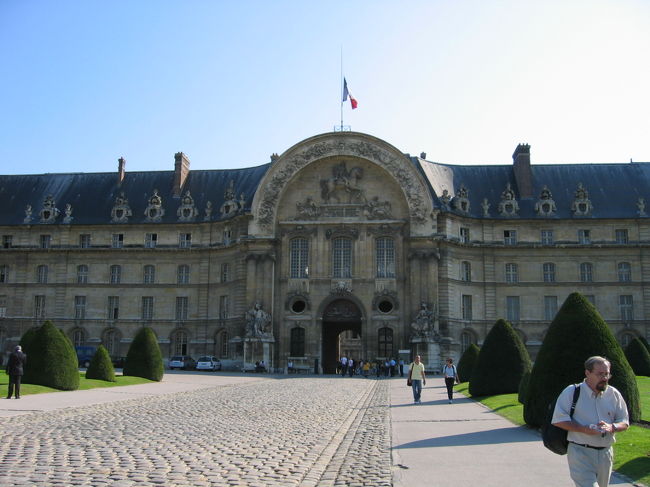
[195,356,222,371]
[169,355,196,370]
[75,346,96,368]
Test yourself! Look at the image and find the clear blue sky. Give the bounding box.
[1,0,649,175]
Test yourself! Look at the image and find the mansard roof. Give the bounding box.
[0,165,270,226]
[417,158,650,219]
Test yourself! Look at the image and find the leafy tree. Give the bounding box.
[457,343,480,384]
[85,344,116,382]
[123,327,164,381]
[625,337,650,377]
[523,292,640,427]
[469,319,531,396]
[22,321,79,390]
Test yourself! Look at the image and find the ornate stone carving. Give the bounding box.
[498,183,519,216]
[372,289,399,311]
[220,180,242,218]
[571,182,593,216]
[285,291,310,312]
[331,280,352,295]
[281,225,317,237]
[410,302,439,339]
[439,189,451,209]
[320,162,365,204]
[245,302,272,338]
[204,201,213,221]
[296,197,322,220]
[325,227,359,240]
[255,136,431,231]
[39,195,59,223]
[481,198,491,217]
[23,205,33,224]
[144,189,165,222]
[638,197,646,217]
[366,224,402,236]
[452,185,470,213]
[408,249,440,261]
[363,196,392,219]
[111,192,132,223]
[177,191,198,222]
[62,203,73,224]
[534,185,557,217]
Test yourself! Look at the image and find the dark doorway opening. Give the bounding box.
[322,299,362,374]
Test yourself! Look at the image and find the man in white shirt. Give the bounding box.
[552,356,629,487]
[340,356,348,377]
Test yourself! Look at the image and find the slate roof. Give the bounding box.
[0,165,270,226]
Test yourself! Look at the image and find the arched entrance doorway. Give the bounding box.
[322,299,362,374]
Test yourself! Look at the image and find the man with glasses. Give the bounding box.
[552,356,629,487]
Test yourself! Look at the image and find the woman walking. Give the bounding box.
[442,358,459,403]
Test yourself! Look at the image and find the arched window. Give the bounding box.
[332,238,352,278]
[290,238,309,278]
[143,265,155,284]
[580,262,593,282]
[376,237,395,278]
[103,328,121,357]
[460,331,474,353]
[177,264,190,284]
[172,330,188,356]
[37,265,48,284]
[72,328,85,347]
[461,261,471,282]
[290,327,305,357]
[618,262,631,282]
[77,264,89,284]
[378,327,393,358]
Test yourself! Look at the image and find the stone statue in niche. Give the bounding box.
[534,185,557,216]
[452,185,470,213]
[62,203,73,224]
[24,205,33,224]
[571,182,593,216]
[204,201,213,221]
[320,161,365,203]
[410,302,439,338]
[144,189,165,222]
[177,191,198,222]
[111,192,132,223]
[245,302,272,338]
[220,180,240,217]
[498,183,519,216]
[481,198,490,217]
[439,189,451,208]
[363,196,392,219]
[239,193,246,211]
[638,197,646,217]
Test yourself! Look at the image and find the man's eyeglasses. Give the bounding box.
[591,372,612,379]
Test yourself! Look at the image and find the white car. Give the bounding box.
[195,356,222,371]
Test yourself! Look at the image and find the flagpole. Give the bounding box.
[340,46,344,131]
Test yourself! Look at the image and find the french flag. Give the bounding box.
[342,78,358,109]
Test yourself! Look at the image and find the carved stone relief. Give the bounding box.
[498,183,519,216]
[452,185,470,213]
[372,289,399,312]
[325,227,359,240]
[23,205,33,224]
[481,198,491,217]
[111,192,132,223]
[320,162,365,204]
[204,201,213,221]
[571,183,593,216]
[638,197,646,217]
[62,203,73,224]
[534,185,557,217]
[144,189,165,222]
[39,195,59,223]
[439,189,451,209]
[220,180,244,218]
[177,191,198,222]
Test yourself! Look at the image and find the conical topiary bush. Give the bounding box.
[19,326,39,384]
[469,319,531,396]
[625,337,650,377]
[639,336,650,354]
[23,320,79,390]
[457,343,480,384]
[85,344,116,382]
[523,292,641,427]
[123,327,164,381]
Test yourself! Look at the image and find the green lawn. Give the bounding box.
[1,371,153,396]
[455,377,650,486]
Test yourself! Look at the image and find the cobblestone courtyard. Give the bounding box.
[0,378,391,487]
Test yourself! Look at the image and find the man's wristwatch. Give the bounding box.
[612,423,617,433]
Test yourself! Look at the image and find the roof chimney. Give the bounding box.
[512,144,533,198]
[173,152,190,196]
[117,157,126,185]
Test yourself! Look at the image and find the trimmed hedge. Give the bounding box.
[123,327,164,381]
[457,343,480,384]
[625,337,650,377]
[469,319,531,396]
[22,321,79,390]
[518,369,531,405]
[85,344,116,382]
[19,327,39,384]
[523,292,641,427]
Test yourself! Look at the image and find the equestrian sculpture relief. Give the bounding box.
[320,162,365,204]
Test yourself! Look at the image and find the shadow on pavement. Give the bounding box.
[393,426,538,449]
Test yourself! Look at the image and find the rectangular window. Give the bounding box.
[618,262,631,282]
[2,235,12,249]
[461,261,471,282]
[107,296,119,320]
[333,238,352,278]
[615,229,629,244]
[74,296,86,319]
[179,233,192,249]
[143,265,155,284]
[112,233,124,249]
[506,296,520,322]
[37,265,48,284]
[34,295,45,318]
[0,295,7,317]
[141,296,154,321]
[40,234,51,249]
[219,295,229,319]
[290,327,305,357]
[110,265,121,284]
[376,237,395,278]
[378,327,393,358]
[460,227,470,244]
[541,230,554,245]
[223,228,232,245]
[505,263,518,283]
[290,238,309,278]
[544,296,558,321]
[543,263,555,283]
[0,265,7,283]
[461,294,472,320]
[177,265,190,284]
[145,233,157,248]
[221,263,230,283]
[77,265,89,284]
[175,296,189,321]
[79,234,91,248]
[619,295,633,322]
[578,229,591,244]
[580,262,593,282]
[504,230,517,245]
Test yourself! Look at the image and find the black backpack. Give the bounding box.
[541,384,580,455]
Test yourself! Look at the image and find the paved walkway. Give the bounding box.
[0,373,640,486]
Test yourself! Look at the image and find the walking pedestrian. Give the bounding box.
[399,358,404,377]
[442,358,459,403]
[408,355,426,404]
[6,345,27,399]
[348,358,354,377]
[551,356,629,487]
[340,356,347,377]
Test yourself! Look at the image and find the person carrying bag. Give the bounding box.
[442,358,459,404]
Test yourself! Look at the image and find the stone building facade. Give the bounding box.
[0,132,647,372]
